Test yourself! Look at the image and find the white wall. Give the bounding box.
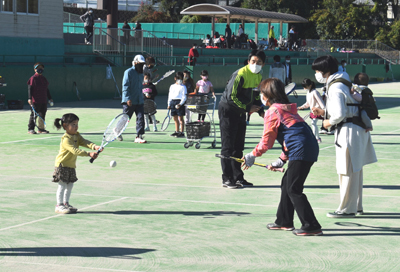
[0,0,63,39]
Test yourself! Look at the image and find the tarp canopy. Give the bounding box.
[180,4,308,23]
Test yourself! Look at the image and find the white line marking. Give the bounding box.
[0,260,141,272]
[0,197,127,232]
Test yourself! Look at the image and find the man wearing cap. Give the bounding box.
[119,55,147,143]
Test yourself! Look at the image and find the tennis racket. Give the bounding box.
[303,112,310,121]
[89,113,130,163]
[72,82,81,100]
[161,109,171,131]
[153,70,175,85]
[31,105,46,131]
[285,82,297,98]
[215,154,285,173]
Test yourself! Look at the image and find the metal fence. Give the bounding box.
[93,27,173,66]
[305,39,400,64]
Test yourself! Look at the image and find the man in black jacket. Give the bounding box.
[219,50,266,189]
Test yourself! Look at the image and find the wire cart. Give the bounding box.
[184,94,217,149]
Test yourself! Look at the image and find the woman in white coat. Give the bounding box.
[311,55,377,218]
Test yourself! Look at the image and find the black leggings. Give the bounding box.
[85,26,93,40]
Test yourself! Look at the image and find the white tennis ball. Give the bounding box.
[49,101,54,106]
[110,161,117,167]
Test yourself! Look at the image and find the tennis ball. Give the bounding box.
[110,161,117,167]
[49,101,54,106]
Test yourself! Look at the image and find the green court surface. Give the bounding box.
[0,82,399,272]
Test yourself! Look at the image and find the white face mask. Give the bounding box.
[249,63,262,74]
[176,80,182,84]
[315,72,327,83]
[286,60,290,63]
[261,94,268,106]
[144,80,149,83]
[344,63,347,66]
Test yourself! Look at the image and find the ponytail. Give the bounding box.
[54,118,63,130]
[54,113,79,130]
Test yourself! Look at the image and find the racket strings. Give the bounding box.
[104,116,129,142]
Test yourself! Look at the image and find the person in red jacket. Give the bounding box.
[27,62,53,134]
[188,43,199,66]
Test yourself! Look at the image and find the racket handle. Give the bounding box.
[266,165,285,173]
[89,157,95,163]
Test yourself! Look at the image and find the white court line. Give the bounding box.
[0,197,127,232]
[0,260,140,272]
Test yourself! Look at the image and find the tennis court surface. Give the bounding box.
[0,82,399,271]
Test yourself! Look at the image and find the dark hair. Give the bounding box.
[301,78,316,92]
[54,113,79,130]
[146,56,155,66]
[143,73,151,79]
[341,59,347,64]
[273,55,281,62]
[259,78,290,105]
[183,70,191,76]
[34,62,44,69]
[226,24,230,28]
[354,73,369,86]
[192,43,197,47]
[285,55,291,60]
[311,55,339,75]
[200,70,209,76]
[124,20,128,24]
[248,49,266,64]
[175,71,183,80]
[243,59,249,66]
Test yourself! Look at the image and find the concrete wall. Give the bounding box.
[0,63,397,106]
[0,0,63,39]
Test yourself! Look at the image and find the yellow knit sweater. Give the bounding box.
[55,132,96,168]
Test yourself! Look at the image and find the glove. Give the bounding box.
[271,157,286,168]
[244,153,256,167]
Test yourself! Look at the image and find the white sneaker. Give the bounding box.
[144,127,150,131]
[134,136,147,143]
[64,202,78,213]
[153,127,158,132]
[55,205,71,214]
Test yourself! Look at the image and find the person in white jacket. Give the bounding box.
[269,55,286,84]
[311,55,377,218]
[298,78,325,143]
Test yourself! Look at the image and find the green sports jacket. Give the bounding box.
[220,65,264,115]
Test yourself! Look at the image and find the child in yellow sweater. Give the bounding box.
[52,113,100,214]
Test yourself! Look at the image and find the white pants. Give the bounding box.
[185,107,192,124]
[57,181,74,205]
[336,148,363,214]
[311,118,320,140]
[144,114,157,130]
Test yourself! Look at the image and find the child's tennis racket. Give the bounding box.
[161,109,171,131]
[153,70,175,85]
[89,113,130,163]
[303,112,310,121]
[215,154,285,173]
[72,82,81,100]
[31,105,46,131]
[285,82,297,98]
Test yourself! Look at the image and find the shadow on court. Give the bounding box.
[323,222,400,236]
[0,247,155,259]
[79,211,250,217]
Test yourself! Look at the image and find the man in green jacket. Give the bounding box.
[219,50,266,189]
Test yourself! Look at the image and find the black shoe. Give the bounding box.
[292,228,323,236]
[176,132,185,138]
[267,223,295,231]
[236,179,253,187]
[170,132,179,137]
[357,210,364,215]
[222,181,238,189]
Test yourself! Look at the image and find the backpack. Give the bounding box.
[328,78,380,129]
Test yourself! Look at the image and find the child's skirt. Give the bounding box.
[52,164,78,184]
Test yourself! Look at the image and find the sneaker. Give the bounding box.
[28,130,37,134]
[267,223,295,231]
[144,127,150,131]
[222,181,238,189]
[86,41,91,45]
[326,211,355,218]
[327,130,335,135]
[64,202,78,213]
[176,132,185,138]
[357,210,364,215]
[292,228,323,236]
[170,131,179,137]
[134,136,147,143]
[236,179,253,187]
[319,129,328,134]
[38,130,49,134]
[117,135,123,141]
[153,127,158,132]
[55,204,71,214]
[317,138,322,143]
[84,38,87,44]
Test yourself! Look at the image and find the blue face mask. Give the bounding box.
[37,69,44,74]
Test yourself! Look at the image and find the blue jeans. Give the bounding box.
[123,104,145,136]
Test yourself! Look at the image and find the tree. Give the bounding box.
[132,2,173,23]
